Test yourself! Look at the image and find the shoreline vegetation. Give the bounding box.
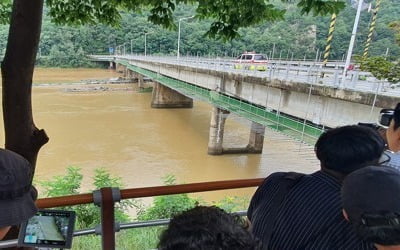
[38,167,250,249]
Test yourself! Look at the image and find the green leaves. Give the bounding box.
[297,0,345,16]
[0,0,11,25]
[41,0,346,40]
[40,166,82,197]
[46,0,122,26]
[389,21,400,46]
[39,166,139,229]
[137,174,199,220]
[197,0,286,40]
[0,0,347,40]
[358,56,400,83]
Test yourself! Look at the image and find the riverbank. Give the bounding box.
[32,67,122,84]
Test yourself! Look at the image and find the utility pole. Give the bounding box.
[321,2,338,78]
[363,0,381,58]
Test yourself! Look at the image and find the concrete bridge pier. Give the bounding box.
[109,61,115,69]
[116,63,126,74]
[208,107,230,155]
[246,122,265,153]
[151,82,193,108]
[137,74,144,89]
[208,110,265,155]
[125,69,132,79]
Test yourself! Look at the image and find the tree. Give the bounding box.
[389,20,400,46]
[359,56,400,84]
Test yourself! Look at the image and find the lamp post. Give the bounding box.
[130,39,134,55]
[177,16,194,60]
[144,32,152,57]
[342,0,364,82]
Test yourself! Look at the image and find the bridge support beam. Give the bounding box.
[246,122,265,153]
[208,107,230,155]
[151,82,193,108]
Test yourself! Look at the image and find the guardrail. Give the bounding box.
[0,178,264,249]
[90,54,398,96]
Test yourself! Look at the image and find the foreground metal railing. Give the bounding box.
[0,178,263,249]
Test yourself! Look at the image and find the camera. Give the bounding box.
[358,108,395,130]
[378,109,395,128]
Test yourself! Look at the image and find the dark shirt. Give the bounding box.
[248,171,375,250]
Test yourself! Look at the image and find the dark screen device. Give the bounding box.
[358,109,395,130]
[379,109,395,128]
[18,209,76,249]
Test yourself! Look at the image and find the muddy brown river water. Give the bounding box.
[0,68,319,201]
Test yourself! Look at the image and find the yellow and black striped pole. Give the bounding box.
[363,0,381,58]
[321,12,337,77]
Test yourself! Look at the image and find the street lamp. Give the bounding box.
[177,16,194,60]
[342,0,364,82]
[130,39,134,55]
[144,32,152,57]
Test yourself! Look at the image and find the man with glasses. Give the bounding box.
[248,125,385,249]
[378,103,400,170]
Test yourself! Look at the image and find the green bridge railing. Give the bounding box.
[117,59,324,144]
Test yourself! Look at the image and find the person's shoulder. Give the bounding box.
[258,172,306,190]
[262,172,295,184]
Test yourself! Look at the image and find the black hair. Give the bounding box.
[315,125,385,174]
[158,206,261,250]
[393,103,400,130]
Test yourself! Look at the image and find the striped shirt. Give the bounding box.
[248,171,375,250]
[383,150,400,171]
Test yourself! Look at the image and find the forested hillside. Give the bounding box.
[0,0,398,67]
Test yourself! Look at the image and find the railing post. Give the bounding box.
[93,187,121,250]
[350,70,359,89]
[333,67,339,87]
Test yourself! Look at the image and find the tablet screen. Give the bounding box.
[18,209,76,249]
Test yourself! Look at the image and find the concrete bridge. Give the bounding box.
[90,55,400,155]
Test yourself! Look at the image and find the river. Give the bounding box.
[0,68,319,202]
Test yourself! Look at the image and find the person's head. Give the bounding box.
[386,103,400,152]
[315,125,385,176]
[158,206,261,250]
[0,149,37,240]
[342,166,400,249]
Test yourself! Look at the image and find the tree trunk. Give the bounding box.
[1,1,48,248]
[1,0,48,169]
